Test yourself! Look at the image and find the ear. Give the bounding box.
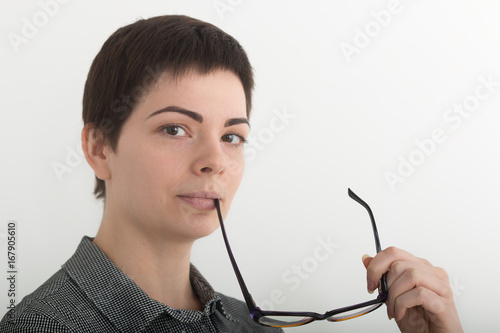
[81,123,112,181]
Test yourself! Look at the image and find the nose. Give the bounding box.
[192,139,226,176]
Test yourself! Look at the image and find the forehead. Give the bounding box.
[132,69,247,119]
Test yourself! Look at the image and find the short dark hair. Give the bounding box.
[82,15,254,200]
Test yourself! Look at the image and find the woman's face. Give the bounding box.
[104,70,248,243]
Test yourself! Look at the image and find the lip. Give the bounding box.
[177,192,220,210]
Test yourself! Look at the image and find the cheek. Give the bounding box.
[118,145,183,193]
[144,149,188,187]
[226,154,245,189]
[224,144,245,171]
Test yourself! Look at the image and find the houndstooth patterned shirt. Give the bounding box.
[0,236,282,333]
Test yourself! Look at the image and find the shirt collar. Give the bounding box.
[189,264,236,322]
[62,236,234,332]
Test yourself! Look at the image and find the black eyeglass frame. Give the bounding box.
[214,188,388,328]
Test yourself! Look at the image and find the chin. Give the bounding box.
[194,224,220,239]
[183,215,220,240]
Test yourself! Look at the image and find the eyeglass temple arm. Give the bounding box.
[214,199,258,311]
[347,188,388,293]
[348,188,382,252]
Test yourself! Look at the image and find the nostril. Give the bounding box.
[201,167,213,173]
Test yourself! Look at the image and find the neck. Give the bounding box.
[93,209,202,311]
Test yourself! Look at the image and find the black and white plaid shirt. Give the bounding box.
[0,237,282,333]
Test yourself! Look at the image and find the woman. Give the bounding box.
[0,15,463,332]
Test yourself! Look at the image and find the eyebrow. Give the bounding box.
[225,118,250,127]
[147,106,203,123]
[146,105,249,128]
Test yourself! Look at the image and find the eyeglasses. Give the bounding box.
[214,188,388,328]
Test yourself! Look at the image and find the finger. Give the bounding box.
[362,254,373,269]
[392,286,446,322]
[362,254,375,293]
[366,247,428,292]
[386,262,453,319]
[386,260,451,295]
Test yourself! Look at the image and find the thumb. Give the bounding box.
[362,254,373,269]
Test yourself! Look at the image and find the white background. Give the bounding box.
[1,1,499,332]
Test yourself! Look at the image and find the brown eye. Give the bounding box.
[161,125,186,136]
[222,133,245,144]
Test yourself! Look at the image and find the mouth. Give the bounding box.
[177,192,220,210]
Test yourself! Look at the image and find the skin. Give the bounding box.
[363,247,464,333]
[82,67,462,332]
[82,69,248,310]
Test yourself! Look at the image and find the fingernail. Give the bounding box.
[362,254,370,263]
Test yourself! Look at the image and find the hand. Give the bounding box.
[363,247,463,333]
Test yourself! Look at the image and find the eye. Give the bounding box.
[160,124,187,137]
[222,133,246,145]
